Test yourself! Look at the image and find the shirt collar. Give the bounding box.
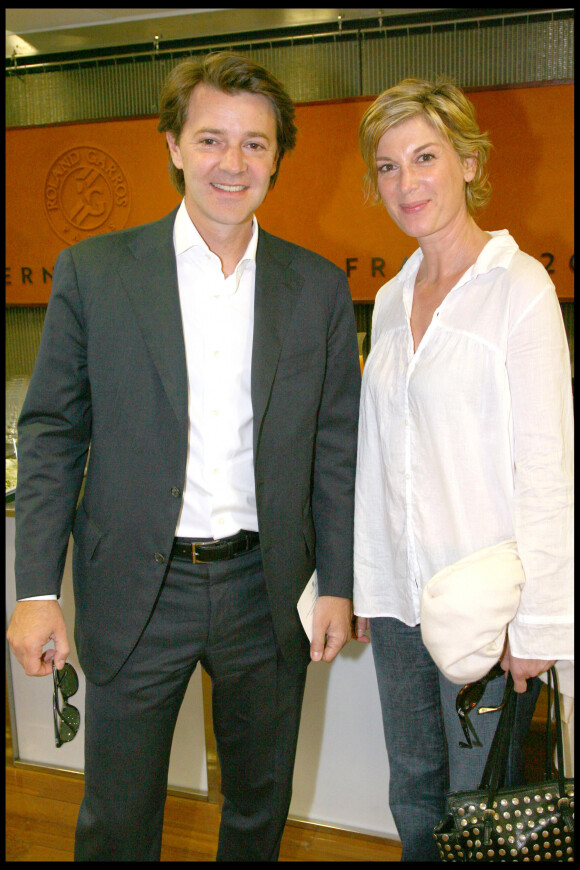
[173,199,258,274]
[470,230,518,275]
[399,230,518,310]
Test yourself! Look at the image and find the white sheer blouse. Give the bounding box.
[354,231,574,660]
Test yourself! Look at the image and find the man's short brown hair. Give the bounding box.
[158,51,297,195]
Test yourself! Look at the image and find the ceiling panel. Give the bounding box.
[6,8,439,59]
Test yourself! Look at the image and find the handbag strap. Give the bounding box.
[550,666,574,831]
[545,666,553,777]
[478,666,573,844]
[479,670,517,793]
[480,667,569,798]
[546,666,566,781]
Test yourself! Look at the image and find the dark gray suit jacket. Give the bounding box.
[15,207,361,684]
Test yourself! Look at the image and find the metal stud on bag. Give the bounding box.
[434,667,574,861]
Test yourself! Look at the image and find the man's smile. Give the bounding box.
[211,182,248,192]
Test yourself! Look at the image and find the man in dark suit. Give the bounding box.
[7,52,360,861]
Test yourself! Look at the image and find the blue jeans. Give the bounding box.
[370,617,539,862]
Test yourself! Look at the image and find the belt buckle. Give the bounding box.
[191,542,206,564]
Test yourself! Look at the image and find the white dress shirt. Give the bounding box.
[173,199,259,538]
[354,231,574,660]
[20,202,259,600]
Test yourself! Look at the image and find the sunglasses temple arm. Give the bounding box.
[478,701,505,714]
[458,711,483,749]
[478,677,511,715]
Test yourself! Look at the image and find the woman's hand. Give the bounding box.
[500,639,556,693]
[352,615,371,643]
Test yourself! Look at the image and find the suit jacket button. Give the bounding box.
[170,486,181,498]
[154,552,165,564]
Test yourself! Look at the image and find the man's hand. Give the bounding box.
[500,638,556,694]
[7,600,70,676]
[310,595,352,663]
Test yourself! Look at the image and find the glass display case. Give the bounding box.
[5,376,29,500]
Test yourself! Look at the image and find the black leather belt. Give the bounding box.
[171,530,260,563]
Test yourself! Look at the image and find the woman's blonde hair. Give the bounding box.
[359,77,492,215]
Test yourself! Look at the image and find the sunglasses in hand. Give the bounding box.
[52,660,81,748]
[455,661,510,749]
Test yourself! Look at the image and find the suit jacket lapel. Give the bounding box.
[116,208,188,425]
[115,217,303,452]
[252,230,304,461]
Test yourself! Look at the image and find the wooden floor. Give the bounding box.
[6,684,550,862]
[5,722,401,862]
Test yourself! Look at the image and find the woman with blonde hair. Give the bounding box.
[353,78,573,860]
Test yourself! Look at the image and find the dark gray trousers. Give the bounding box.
[74,547,307,862]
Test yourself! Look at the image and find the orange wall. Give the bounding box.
[6,84,573,304]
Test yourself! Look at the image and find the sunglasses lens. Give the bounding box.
[457,684,481,714]
[56,664,79,698]
[53,661,81,747]
[58,703,81,743]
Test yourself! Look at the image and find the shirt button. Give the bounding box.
[154,552,165,564]
[406,474,410,480]
[218,518,225,526]
[170,486,181,498]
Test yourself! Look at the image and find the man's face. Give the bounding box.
[166,83,278,238]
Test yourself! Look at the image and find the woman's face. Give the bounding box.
[375,114,476,244]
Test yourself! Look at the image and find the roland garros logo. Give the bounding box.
[44,146,131,243]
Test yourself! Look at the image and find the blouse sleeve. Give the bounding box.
[506,264,574,660]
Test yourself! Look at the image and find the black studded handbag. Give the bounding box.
[434,666,574,861]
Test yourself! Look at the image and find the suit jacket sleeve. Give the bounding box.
[14,246,91,598]
[312,269,360,598]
